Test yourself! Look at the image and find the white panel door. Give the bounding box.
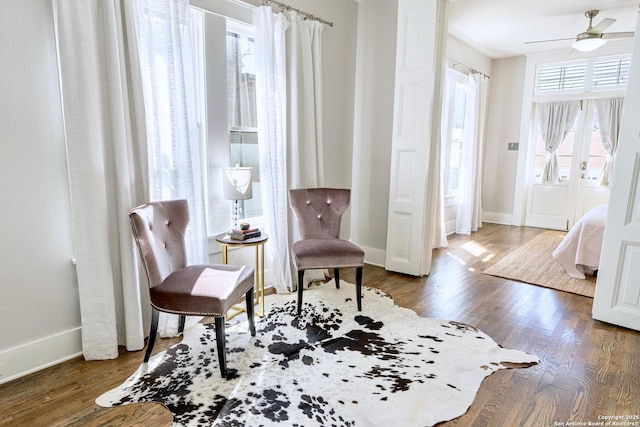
[385,0,444,275]
[593,16,640,331]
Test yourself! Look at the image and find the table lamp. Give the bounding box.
[222,165,253,230]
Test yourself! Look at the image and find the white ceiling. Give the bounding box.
[447,0,638,59]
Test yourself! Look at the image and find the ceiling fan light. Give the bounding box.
[571,37,607,52]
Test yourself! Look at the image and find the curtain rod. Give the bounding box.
[260,0,334,27]
[448,60,490,79]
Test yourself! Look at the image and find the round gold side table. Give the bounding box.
[215,232,268,320]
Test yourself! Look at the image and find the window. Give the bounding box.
[442,68,468,199]
[533,117,577,180]
[191,10,262,235]
[533,102,609,183]
[535,54,631,96]
[532,53,629,185]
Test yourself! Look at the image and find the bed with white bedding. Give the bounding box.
[552,204,608,279]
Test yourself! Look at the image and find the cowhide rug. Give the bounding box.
[96,281,539,426]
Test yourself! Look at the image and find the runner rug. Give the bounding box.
[96,281,539,426]
[483,230,596,297]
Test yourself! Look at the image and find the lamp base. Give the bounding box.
[232,199,240,231]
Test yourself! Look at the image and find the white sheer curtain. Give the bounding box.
[595,97,625,186]
[537,101,580,184]
[55,0,149,359]
[456,72,488,235]
[55,0,207,359]
[131,0,207,336]
[254,6,326,291]
[254,6,291,294]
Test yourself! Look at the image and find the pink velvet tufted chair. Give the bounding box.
[288,188,365,315]
[129,199,256,379]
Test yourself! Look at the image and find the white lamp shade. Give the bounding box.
[222,167,253,200]
[571,37,606,52]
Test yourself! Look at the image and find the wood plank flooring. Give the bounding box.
[2,223,639,426]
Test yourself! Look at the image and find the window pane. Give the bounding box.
[446,82,466,196]
[537,63,586,93]
[227,31,256,128]
[592,57,630,89]
[534,116,577,181]
[227,29,262,221]
[229,131,262,219]
[557,121,576,180]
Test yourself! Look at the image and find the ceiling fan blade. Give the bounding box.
[602,31,635,40]
[591,18,616,34]
[524,37,575,45]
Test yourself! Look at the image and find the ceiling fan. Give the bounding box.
[525,10,635,52]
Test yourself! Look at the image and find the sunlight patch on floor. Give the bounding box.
[461,241,487,257]
[482,253,495,262]
[447,252,467,266]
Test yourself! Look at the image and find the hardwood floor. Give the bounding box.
[2,223,639,426]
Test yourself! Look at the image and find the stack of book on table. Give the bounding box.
[229,227,261,241]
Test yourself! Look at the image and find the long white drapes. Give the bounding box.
[55,0,149,359]
[55,0,207,358]
[286,12,325,190]
[254,6,325,291]
[455,72,488,235]
[254,6,291,294]
[537,101,580,185]
[595,97,625,186]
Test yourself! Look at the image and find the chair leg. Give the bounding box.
[334,268,340,289]
[355,266,363,311]
[144,307,160,362]
[178,315,186,334]
[246,287,256,336]
[215,316,227,378]
[297,270,305,315]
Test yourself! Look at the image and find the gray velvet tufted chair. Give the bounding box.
[289,188,365,315]
[129,199,256,379]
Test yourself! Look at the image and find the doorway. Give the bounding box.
[525,100,610,230]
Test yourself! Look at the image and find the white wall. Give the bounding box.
[0,0,81,383]
[446,35,492,77]
[350,0,398,266]
[482,56,527,224]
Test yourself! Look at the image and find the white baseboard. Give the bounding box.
[360,245,386,268]
[482,211,514,225]
[0,327,83,385]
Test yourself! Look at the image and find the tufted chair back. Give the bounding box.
[129,199,190,289]
[288,188,351,240]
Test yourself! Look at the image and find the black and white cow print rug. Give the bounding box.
[97,281,539,426]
